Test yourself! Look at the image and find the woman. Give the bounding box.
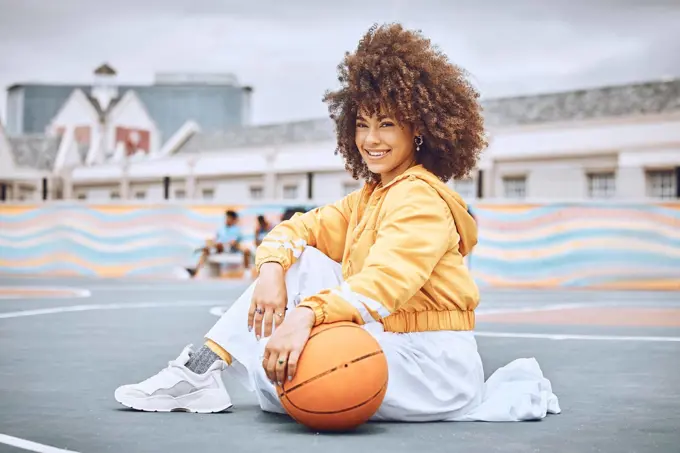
[115,23,559,422]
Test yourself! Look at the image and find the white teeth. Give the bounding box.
[367,150,389,157]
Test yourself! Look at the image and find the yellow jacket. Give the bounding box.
[255,165,479,333]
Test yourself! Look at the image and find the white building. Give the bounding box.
[1,77,679,203]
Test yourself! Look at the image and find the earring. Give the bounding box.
[415,136,424,152]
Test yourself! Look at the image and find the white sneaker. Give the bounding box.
[114,345,233,413]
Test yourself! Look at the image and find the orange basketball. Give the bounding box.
[276,321,389,432]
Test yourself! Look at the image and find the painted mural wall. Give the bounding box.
[1,202,678,290]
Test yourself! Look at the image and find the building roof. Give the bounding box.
[94,63,117,76]
[482,78,680,127]
[86,93,121,121]
[179,118,336,153]
[8,135,62,171]
[7,83,249,141]
[174,78,680,152]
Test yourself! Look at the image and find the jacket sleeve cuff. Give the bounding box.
[255,255,289,273]
[297,300,326,326]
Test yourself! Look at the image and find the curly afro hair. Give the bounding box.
[323,23,487,183]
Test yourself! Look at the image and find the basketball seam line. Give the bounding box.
[278,350,384,396]
[281,383,388,415]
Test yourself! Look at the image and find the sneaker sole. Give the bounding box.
[115,388,233,414]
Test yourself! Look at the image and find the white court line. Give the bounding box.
[475,302,592,316]
[81,284,249,292]
[0,287,91,300]
[2,300,678,343]
[0,433,79,453]
[209,306,227,317]
[0,300,226,319]
[474,331,680,342]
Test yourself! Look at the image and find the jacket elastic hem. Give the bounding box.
[381,310,475,333]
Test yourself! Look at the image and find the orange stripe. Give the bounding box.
[0,287,83,298]
[0,254,177,277]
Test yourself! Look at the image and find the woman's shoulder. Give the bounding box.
[384,176,444,207]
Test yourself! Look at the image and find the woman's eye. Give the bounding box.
[380,122,394,127]
[356,123,367,128]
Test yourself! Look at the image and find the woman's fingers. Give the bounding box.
[247,302,256,332]
[275,352,289,385]
[273,308,286,329]
[263,308,275,338]
[264,352,279,383]
[286,348,301,382]
[252,305,264,339]
[263,348,292,385]
[250,299,285,339]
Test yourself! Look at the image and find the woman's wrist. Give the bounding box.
[294,306,316,328]
[259,261,284,275]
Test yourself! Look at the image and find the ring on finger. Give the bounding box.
[255,307,264,314]
[275,312,284,318]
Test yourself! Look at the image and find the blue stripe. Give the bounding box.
[562,272,680,287]
[0,227,261,246]
[478,228,680,249]
[470,250,680,277]
[472,204,679,222]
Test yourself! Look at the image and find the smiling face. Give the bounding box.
[355,110,419,185]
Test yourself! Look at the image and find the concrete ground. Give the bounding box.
[0,276,678,453]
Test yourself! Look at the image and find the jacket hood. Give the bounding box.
[387,165,478,256]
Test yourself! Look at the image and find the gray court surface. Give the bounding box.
[0,276,678,453]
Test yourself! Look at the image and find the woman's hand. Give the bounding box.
[262,306,316,385]
[248,262,287,339]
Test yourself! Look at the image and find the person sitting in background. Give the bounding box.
[186,210,251,278]
[255,215,272,247]
[281,206,310,222]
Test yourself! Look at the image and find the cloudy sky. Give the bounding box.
[1,0,679,125]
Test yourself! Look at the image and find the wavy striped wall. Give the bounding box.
[470,202,680,290]
[1,202,679,290]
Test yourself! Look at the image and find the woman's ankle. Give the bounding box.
[204,339,233,365]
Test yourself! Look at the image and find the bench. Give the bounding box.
[206,253,244,278]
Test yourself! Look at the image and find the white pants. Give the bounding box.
[205,247,560,422]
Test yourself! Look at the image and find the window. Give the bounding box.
[647,170,676,199]
[503,176,526,199]
[110,191,120,200]
[283,185,298,199]
[343,181,361,196]
[134,191,146,200]
[202,188,215,200]
[587,172,616,198]
[174,189,186,200]
[454,177,476,200]
[250,186,264,200]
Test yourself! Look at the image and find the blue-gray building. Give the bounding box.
[5,69,252,143]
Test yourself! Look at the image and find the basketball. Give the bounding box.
[276,321,389,432]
